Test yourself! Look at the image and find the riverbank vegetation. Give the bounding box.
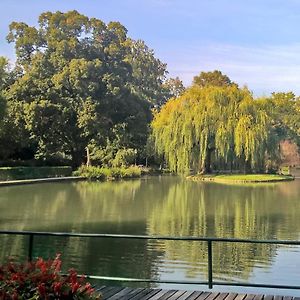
[74,165,141,180]
[0,11,299,177]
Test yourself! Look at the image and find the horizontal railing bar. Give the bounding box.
[213,281,300,290]
[82,275,208,285]
[77,275,300,290]
[0,230,300,245]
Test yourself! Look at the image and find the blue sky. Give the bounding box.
[1,0,300,95]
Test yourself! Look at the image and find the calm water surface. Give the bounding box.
[0,175,300,295]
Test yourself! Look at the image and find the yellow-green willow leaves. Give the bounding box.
[152,85,271,173]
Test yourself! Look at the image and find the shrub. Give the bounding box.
[0,166,72,181]
[111,148,137,167]
[0,254,101,299]
[74,165,141,180]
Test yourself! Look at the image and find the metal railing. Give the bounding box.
[0,230,300,290]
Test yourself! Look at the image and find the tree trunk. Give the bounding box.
[86,146,91,167]
[201,148,213,174]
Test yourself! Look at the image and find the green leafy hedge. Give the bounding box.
[74,165,141,180]
[0,166,72,181]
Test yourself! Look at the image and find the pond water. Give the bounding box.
[0,175,300,295]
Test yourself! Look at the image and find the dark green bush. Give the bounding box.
[0,166,72,181]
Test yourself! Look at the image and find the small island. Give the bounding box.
[188,173,294,183]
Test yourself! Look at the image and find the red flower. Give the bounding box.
[38,283,46,297]
[72,282,80,294]
[53,281,62,294]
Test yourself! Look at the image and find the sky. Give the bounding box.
[1,0,300,96]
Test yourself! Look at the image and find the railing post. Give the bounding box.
[207,240,213,289]
[28,234,34,261]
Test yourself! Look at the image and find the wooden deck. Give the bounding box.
[97,286,300,300]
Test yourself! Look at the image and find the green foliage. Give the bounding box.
[259,92,300,148]
[0,166,72,181]
[127,39,168,104]
[152,84,271,174]
[4,11,159,166]
[112,148,137,167]
[193,70,236,88]
[74,165,141,180]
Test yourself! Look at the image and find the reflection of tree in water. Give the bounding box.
[0,179,162,284]
[147,179,300,281]
[1,177,300,284]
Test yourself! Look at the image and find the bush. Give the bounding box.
[0,166,72,181]
[0,254,101,299]
[111,148,137,167]
[74,165,141,180]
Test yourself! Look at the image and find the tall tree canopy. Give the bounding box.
[5,10,170,166]
[152,85,271,174]
[261,92,300,145]
[193,70,236,88]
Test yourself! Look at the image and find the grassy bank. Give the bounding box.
[188,173,294,183]
[73,165,142,180]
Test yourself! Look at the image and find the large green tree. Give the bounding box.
[152,85,271,174]
[6,11,163,166]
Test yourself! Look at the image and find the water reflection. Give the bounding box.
[0,176,300,291]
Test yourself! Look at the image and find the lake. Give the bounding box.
[0,175,300,295]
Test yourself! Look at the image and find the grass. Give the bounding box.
[189,173,294,183]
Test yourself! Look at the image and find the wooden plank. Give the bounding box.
[167,290,187,300]
[96,286,298,300]
[105,287,135,300]
[234,294,246,300]
[264,295,274,300]
[158,290,178,300]
[119,287,145,300]
[224,293,238,300]
[175,291,195,300]
[130,288,154,300]
[216,294,229,300]
[186,291,205,300]
[205,293,221,300]
[243,295,256,300]
[192,291,210,300]
[282,297,293,300]
[140,289,163,300]
[102,287,124,299]
[253,295,263,300]
[188,292,211,300]
[147,289,176,300]
[98,286,116,297]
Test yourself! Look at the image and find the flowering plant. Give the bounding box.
[0,254,101,299]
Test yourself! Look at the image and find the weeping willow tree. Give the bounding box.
[151,85,271,174]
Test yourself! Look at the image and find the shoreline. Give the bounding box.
[0,176,86,187]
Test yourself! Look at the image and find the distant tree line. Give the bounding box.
[0,11,299,173]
